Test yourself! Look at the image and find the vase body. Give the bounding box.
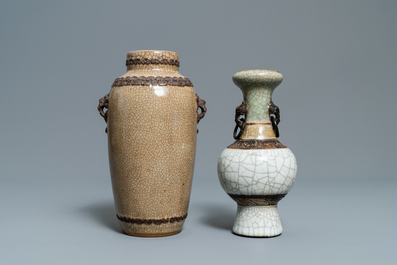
[217,70,297,237]
[98,50,206,237]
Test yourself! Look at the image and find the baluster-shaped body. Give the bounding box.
[217,70,297,237]
[99,50,206,237]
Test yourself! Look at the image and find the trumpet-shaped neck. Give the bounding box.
[233,70,283,123]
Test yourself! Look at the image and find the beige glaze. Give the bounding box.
[106,50,199,237]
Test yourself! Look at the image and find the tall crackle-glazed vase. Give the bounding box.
[97,50,207,237]
[217,69,297,238]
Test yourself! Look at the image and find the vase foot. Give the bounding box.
[122,229,181,237]
[232,204,282,237]
[118,218,186,238]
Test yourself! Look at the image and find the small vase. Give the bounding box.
[97,50,206,237]
[217,69,297,237]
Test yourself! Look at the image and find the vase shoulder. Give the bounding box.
[227,138,287,149]
[110,50,193,87]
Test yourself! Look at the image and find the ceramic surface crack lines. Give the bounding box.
[217,69,297,237]
[99,50,202,237]
[218,149,296,195]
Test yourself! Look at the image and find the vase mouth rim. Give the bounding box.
[236,69,280,73]
[127,50,179,61]
[127,50,177,54]
[233,69,283,88]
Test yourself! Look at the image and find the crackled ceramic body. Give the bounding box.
[98,50,206,237]
[217,70,297,237]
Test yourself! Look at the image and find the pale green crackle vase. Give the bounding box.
[217,69,297,238]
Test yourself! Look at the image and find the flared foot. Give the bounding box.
[232,205,282,237]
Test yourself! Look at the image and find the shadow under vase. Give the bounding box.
[198,203,236,231]
[79,201,122,234]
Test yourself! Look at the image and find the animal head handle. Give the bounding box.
[97,94,109,133]
[196,93,207,133]
[268,101,280,138]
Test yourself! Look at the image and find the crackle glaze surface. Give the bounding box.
[218,148,297,195]
[217,69,297,237]
[233,205,282,237]
[233,70,283,140]
[233,70,282,124]
[107,50,197,237]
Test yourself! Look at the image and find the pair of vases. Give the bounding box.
[97,50,297,238]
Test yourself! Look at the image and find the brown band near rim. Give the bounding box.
[126,58,180,67]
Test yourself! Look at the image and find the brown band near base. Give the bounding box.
[117,213,188,225]
[227,138,287,149]
[228,194,286,206]
[112,76,193,87]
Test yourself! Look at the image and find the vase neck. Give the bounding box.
[243,87,274,123]
[127,64,180,73]
[232,70,283,140]
[125,50,180,73]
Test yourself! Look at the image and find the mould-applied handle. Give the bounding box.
[269,101,280,137]
[97,93,109,133]
[195,93,207,133]
[233,101,247,140]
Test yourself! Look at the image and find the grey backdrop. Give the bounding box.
[1,0,396,264]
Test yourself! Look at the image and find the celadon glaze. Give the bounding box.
[217,69,297,237]
[99,50,206,237]
[235,70,281,140]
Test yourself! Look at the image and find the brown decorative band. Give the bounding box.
[228,194,286,206]
[246,123,271,126]
[227,138,287,149]
[126,58,180,67]
[112,76,193,87]
[117,213,188,225]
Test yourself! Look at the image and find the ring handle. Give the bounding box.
[269,100,280,137]
[233,101,247,140]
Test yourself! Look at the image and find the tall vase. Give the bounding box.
[217,69,297,237]
[97,50,206,237]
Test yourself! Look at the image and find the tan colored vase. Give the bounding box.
[97,50,206,237]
